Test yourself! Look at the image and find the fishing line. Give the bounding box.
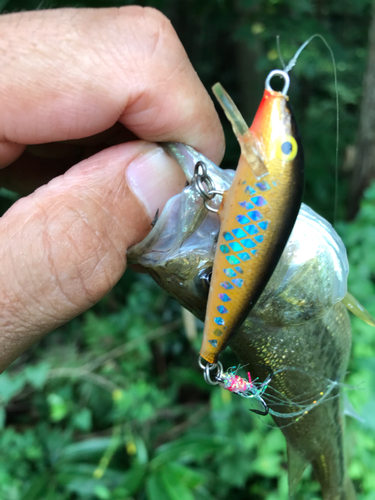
[227,364,357,429]
[276,35,286,72]
[253,388,354,430]
[278,34,340,225]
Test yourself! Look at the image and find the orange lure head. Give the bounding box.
[200,70,304,364]
[249,87,301,171]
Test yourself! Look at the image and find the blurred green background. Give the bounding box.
[1,0,375,499]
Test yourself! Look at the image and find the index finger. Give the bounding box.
[0,7,225,166]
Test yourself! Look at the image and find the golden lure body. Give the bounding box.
[200,78,304,363]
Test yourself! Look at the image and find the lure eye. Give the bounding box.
[275,135,298,161]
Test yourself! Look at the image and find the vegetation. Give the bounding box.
[1,0,375,498]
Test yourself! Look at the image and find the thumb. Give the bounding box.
[0,141,186,371]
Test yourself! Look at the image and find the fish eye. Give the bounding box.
[275,135,298,161]
[194,267,212,296]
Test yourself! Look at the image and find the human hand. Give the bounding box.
[0,7,224,371]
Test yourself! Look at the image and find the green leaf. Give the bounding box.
[163,463,203,489]
[94,485,111,499]
[146,474,166,500]
[56,463,124,484]
[151,436,225,469]
[194,486,216,500]
[121,464,147,495]
[134,435,149,465]
[146,463,203,500]
[159,464,195,500]
[0,372,26,404]
[251,453,282,478]
[58,438,113,464]
[47,393,69,422]
[20,471,51,500]
[219,453,254,488]
[65,478,102,496]
[25,363,50,390]
[72,408,92,432]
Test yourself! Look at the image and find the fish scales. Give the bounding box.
[232,301,353,499]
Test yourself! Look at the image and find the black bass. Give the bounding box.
[127,143,361,499]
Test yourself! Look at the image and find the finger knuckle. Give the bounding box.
[118,6,180,62]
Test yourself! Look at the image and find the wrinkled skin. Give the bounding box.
[128,144,356,500]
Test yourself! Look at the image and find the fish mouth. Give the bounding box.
[127,143,231,319]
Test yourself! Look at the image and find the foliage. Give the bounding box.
[0,274,291,500]
[0,0,375,499]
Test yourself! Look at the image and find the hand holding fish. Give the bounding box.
[0,7,225,372]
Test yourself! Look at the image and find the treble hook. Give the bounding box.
[249,364,274,416]
[249,395,269,416]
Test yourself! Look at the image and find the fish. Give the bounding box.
[127,142,360,499]
[200,71,304,364]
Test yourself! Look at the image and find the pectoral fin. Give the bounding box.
[286,442,309,499]
[342,291,375,327]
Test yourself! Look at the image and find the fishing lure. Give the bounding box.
[203,361,274,416]
[202,361,341,421]
[198,69,304,365]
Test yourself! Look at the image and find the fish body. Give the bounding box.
[232,280,354,499]
[201,87,304,363]
[127,144,356,499]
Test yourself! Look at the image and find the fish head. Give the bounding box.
[141,215,216,321]
[128,143,347,327]
[127,143,234,320]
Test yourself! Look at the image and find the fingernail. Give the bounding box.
[126,146,186,219]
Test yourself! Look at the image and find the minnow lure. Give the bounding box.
[199,70,304,364]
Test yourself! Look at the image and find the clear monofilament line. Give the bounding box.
[279,34,339,225]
